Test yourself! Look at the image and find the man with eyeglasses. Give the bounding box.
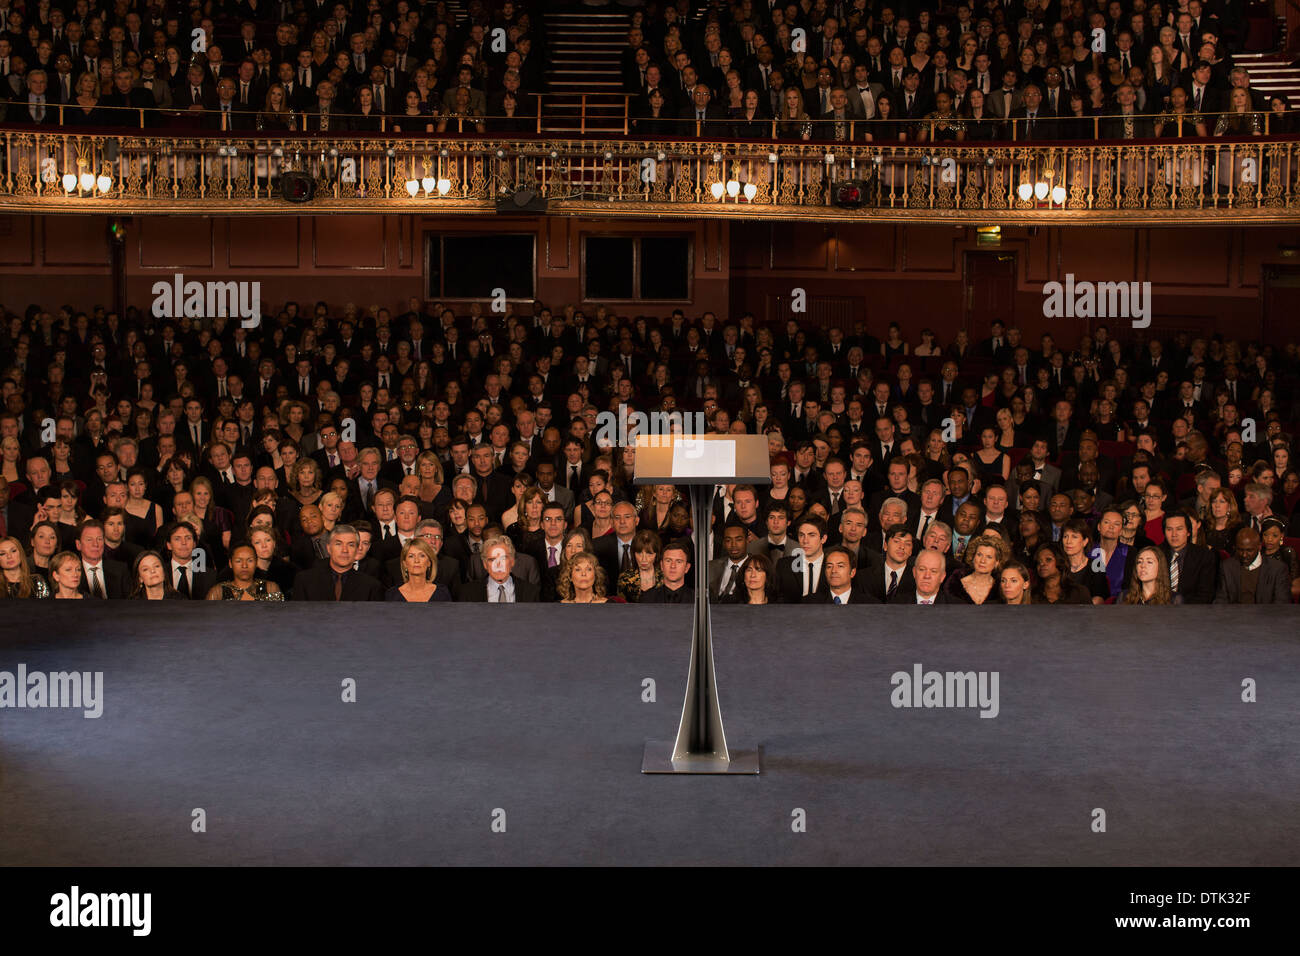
[382,435,421,483]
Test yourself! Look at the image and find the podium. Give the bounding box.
[633,434,772,774]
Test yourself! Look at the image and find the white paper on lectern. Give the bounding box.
[672,439,735,478]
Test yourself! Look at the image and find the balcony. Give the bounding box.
[3,120,1298,224]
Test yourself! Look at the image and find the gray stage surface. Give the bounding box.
[1,605,1296,866]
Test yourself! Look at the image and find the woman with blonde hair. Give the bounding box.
[386,538,450,602]
[944,531,1009,604]
[414,451,445,507]
[317,491,344,532]
[0,536,49,598]
[288,458,324,508]
[638,482,680,533]
[190,476,233,561]
[1123,546,1178,604]
[557,551,608,604]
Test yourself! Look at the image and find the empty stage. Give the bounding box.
[1,605,1296,866]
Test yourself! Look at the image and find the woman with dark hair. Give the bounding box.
[1060,518,1110,603]
[724,552,779,604]
[131,550,184,600]
[999,561,1033,605]
[206,544,284,601]
[1032,543,1093,604]
[618,529,663,603]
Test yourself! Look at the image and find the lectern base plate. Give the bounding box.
[641,740,762,774]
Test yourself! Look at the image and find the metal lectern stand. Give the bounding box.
[635,434,771,775]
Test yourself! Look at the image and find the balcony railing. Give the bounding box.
[3,123,1298,223]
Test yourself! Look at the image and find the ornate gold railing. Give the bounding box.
[3,128,1298,222]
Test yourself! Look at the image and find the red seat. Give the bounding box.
[1098,440,1136,460]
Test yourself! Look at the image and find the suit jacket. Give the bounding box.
[858,555,916,603]
[1008,106,1056,140]
[805,586,880,604]
[460,575,540,603]
[169,560,218,600]
[1162,543,1218,605]
[292,564,385,601]
[77,559,131,599]
[775,553,830,604]
[1214,556,1291,605]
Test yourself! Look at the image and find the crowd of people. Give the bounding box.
[0,1,1294,141]
[0,295,1296,607]
[0,0,545,133]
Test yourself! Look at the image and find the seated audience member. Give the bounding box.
[1123,546,1180,605]
[943,531,1008,604]
[724,553,778,605]
[557,551,611,604]
[999,561,1033,605]
[48,551,85,600]
[292,525,384,601]
[902,548,951,605]
[0,536,49,598]
[1214,527,1291,604]
[461,536,539,602]
[1161,509,1218,604]
[639,540,695,604]
[131,550,184,600]
[386,538,450,603]
[207,544,283,601]
[808,545,876,604]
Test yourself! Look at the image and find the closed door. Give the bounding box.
[964,252,1016,329]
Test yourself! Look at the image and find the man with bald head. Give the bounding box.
[1214,527,1290,604]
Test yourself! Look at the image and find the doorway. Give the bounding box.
[964,251,1017,330]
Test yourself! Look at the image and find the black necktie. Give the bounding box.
[177,566,191,598]
[888,570,899,597]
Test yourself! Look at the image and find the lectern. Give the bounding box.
[634,433,772,774]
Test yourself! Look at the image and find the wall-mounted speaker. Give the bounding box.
[280,171,316,203]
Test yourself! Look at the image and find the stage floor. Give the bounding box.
[1,605,1296,866]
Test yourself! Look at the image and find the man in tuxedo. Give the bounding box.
[807,546,879,604]
[460,537,540,603]
[534,462,575,516]
[1161,510,1217,604]
[776,516,831,603]
[987,68,1023,122]
[1214,527,1290,604]
[75,521,130,599]
[180,63,217,113]
[708,524,751,600]
[640,540,695,604]
[1047,400,1082,458]
[293,525,385,601]
[164,522,218,600]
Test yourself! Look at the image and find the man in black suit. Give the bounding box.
[890,548,953,604]
[460,536,540,602]
[74,521,131,598]
[640,540,695,604]
[1160,509,1217,604]
[164,522,218,600]
[861,526,917,602]
[292,524,385,601]
[6,68,58,124]
[677,84,726,137]
[804,545,878,604]
[593,501,640,588]
[102,68,155,127]
[776,516,832,604]
[1008,84,1055,140]
[1214,527,1290,604]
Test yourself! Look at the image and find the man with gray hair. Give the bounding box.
[460,535,539,602]
[292,523,384,600]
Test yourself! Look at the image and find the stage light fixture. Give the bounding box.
[710,181,725,200]
[726,179,740,198]
[833,180,868,209]
[1017,182,1034,201]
